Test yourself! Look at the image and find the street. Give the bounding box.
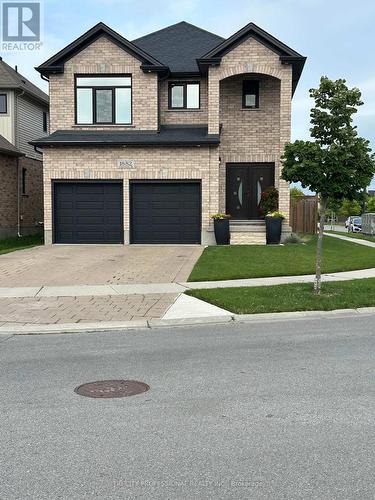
[1,315,375,499]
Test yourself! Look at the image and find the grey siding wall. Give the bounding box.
[16,94,48,160]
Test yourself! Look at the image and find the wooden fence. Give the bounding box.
[290,195,318,234]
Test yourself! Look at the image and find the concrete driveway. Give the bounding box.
[0,244,203,287]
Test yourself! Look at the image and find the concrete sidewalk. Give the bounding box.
[2,233,375,332]
[1,265,375,298]
[1,265,375,333]
[324,231,375,247]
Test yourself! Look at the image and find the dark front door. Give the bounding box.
[53,182,123,244]
[226,163,275,220]
[130,181,201,244]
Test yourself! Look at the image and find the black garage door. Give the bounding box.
[131,182,201,244]
[54,182,123,244]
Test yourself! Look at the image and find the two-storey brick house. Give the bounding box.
[32,21,305,245]
[0,58,49,239]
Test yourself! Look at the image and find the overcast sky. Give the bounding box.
[3,0,375,188]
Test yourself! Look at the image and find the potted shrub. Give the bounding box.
[258,186,279,217]
[211,213,231,245]
[265,211,286,244]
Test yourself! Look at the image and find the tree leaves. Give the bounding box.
[282,77,375,202]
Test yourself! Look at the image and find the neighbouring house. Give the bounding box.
[32,21,305,245]
[0,58,49,239]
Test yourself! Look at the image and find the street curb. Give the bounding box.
[149,315,234,328]
[0,320,150,335]
[0,307,374,335]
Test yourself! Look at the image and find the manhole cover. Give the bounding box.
[74,380,149,398]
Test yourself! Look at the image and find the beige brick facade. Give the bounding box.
[0,155,43,239]
[43,32,296,244]
[49,36,158,132]
[43,146,219,244]
[208,37,292,221]
[159,78,208,125]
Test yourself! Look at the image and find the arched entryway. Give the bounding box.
[217,71,282,219]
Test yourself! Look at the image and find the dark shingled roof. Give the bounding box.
[36,23,167,78]
[30,126,220,147]
[0,134,23,156]
[0,58,48,105]
[132,21,225,74]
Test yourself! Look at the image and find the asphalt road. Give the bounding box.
[1,315,375,499]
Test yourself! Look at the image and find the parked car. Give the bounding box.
[348,217,362,232]
[345,216,356,228]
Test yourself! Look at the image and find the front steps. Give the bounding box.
[230,220,266,245]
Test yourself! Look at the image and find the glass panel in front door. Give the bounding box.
[237,178,243,207]
[228,170,249,219]
[253,170,274,218]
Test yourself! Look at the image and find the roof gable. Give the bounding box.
[133,21,224,74]
[201,22,303,59]
[36,22,167,77]
[0,58,48,105]
[199,22,306,93]
[0,134,23,156]
[35,20,306,92]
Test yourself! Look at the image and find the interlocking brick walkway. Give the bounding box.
[0,294,177,324]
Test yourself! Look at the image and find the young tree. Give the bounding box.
[366,196,375,213]
[290,186,305,198]
[339,199,361,217]
[282,77,375,293]
[290,186,305,206]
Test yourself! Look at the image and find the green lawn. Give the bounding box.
[188,236,375,282]
[187,278,375,314]
[0,233,43,255]
[326,230,375,243]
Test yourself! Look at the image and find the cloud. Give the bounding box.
[355,78,375,92]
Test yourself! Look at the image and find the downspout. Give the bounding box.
[17,156,21,237]
[15,89,25,237]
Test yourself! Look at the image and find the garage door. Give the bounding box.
[131,182,201,244]
[54,182,123,244]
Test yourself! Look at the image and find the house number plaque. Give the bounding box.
[117,159,136,169]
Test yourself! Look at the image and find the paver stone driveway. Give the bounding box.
[0,244,203,287]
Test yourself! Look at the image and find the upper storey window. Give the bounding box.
[242,80,259,109]
[0,94,7,114]
[168,82,200,109]
[75,75,132,125]
[43,111,48,132]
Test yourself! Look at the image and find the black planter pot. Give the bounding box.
[213,218,230,245]
[265,217,283,244]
